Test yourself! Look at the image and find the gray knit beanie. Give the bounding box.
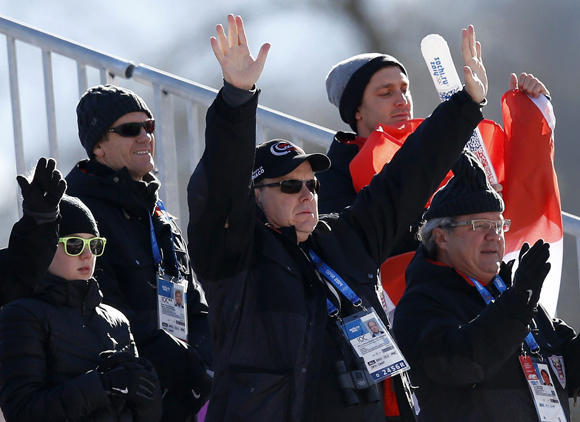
[423,151,504,221]
[76,84,152,159]
[325,53,407,132]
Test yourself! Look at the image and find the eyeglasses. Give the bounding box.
[442,219,511,234]
[58,237,107,257]
[108,120,155,137]
[254,179,320,194]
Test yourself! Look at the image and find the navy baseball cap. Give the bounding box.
[253,139,330,183]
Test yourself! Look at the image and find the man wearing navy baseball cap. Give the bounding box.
[188,15,488,422]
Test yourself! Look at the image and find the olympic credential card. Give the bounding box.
[339,308,409,383]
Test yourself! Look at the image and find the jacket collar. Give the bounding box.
[34,273,102,312]
[66,159,160,214]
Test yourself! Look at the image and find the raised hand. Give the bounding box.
[210,14,270,90]
[461,25,487,104]
[509,72,550,98]
[17,157,66,219]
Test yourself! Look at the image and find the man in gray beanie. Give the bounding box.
[392,151,580,421]
[326,53,411,137]
[318,52,412,216]
[65,84,213,422]
[319,51,550,248]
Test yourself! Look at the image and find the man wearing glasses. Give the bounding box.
[65,84,213,422]
[188,15,486,422]
[393,152,580,421]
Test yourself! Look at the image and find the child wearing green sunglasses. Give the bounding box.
[0,194,162,421]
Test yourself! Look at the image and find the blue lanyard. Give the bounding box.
[471,275,540,353]
[308,249,364,317]
[149,200,180,275]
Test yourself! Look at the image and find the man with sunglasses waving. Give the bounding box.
[65,84,213,422]
[188,15,486,422]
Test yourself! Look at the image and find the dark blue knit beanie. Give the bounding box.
[76,84,152,158]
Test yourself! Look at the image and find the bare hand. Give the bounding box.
[509,72,550,98]
[210,15,270,90]
[461,25,487,103]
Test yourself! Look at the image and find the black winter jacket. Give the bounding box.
[317,132,421,256]
[187,87,483,422]
[0,274,139,421]
[393,246,580,421]
[66,160,213,420]
[317,131,359,215]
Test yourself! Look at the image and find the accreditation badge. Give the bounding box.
[157,272,188,342]
[549,355,566,389]
[519,355,567,421]
[338,307,409,383]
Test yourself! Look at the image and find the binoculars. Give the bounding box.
[335,357,380,407]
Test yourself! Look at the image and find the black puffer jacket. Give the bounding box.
[188,87,483,422]
[66,161,213,420]
[0,274,138,421]
[393,246,580,421]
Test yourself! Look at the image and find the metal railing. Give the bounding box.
[0,15,335,223]
[1,14,580,299]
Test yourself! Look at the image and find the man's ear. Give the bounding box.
[254,188,262,209]
[355,106,363,122]
[93,141,104,158]
[433,227,449,252]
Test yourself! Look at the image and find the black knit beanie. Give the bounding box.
[59,195,99,237]
[76,84,152,159]
[423,151,504,220]
[326,53,407,133]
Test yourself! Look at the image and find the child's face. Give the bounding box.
[48,233,97,281]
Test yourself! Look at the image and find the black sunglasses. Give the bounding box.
[108,119,155,137]
[254,179,320,194]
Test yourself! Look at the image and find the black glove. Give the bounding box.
[512,240,551,308]
[126,357,163,422]
[99,364,159,405]
[98,350,140,373]
[499,258,515,286]
[17,157,66,223]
